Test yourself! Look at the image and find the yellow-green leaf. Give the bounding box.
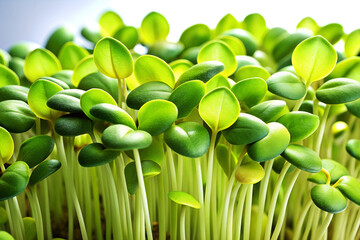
[58,42,89,70]
[345,29,360,57]
[72,55,98,87]
[140,12,169,45]
[99,10,124,36]
[0,127,14,164]
[0,65,19,87]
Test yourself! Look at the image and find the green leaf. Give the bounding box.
[28,79,63,120]
[18,135,54,168]
[236,160,265,184]
[222,29,258,56]
[99,10,124,36]
[102,124,152,151]
[0,49,10,66]
[28,159,61,185]
[0,127,14,164]
[197,40,237,77]
[215,14,240,36]
[23,217,37,240]
[311,184,347,213]
[317,23,344,45]
[281,144,321,173]
[8,41,40,59]
[169,80,206,119]
[126,81,172,110]
[0,100,36,133]
[222,113,269,145]
[346,139,360,160]
[81,25,102,44]
[170,59,193,82]
[316,78,360,104]
[336,176,360,205]
[243,13,267,42]
[217,36,246,55]
[47,89,84,113]
[215,144,236,177]
[262,27,288,54]
[327,57,360,82]
[164,122,210,158]
[308,159,349,184]
[272,32,310,63]
[125,136,164,165]
[0,207,8,225]
[176,61,224,87]
[168,191,200,209]
[247,122,290,162]
[71,55,98,87]
[58,42,89,70]
[80,88,117,120]
[234,65,270,82]
[231,77,267,108]
[55,113,93,136]
[345,29,360,57]
[206,74,231,93]
[296,17,319,34]
[138,100,178,136]
[180,24,211,49]
[267,72,306,100]
[292,36,337,83]
[78,143,120,167]
[51,70,74,88]
[199,87,240,132]
[140,12,169,45]
[45,26,74,56]
[40,76,69,90]
[134,55,175,88]
[277,111,320,142]
[24,48,62,82]
[180,46,201,64]
[93,37,133,79]
[90,103,136,129]
[0,231,14,240]
[114,26,139,49]
[147,41,184,63]
[77,72,118,100]
[125,160,161,194]
[0,85,28,102]
[0,65,20,87]
[248,100,288,123]
[0,161,30,201]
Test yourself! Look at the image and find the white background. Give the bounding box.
[0,0,359,49]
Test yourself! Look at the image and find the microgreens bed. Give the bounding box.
[1,10,360,240]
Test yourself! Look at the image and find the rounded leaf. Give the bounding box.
[77,72,118,100]
[292,36,337,83]
[169,80,206,119]
[55,113,92,136]
[0,231,14,240]
[248,100,288,123]
[297,17,319,33]
[125,136,165,165]
[138,100,178,136]
[316,78,360,104]
[47,89,84,113]
[81,25,102,44]
[336,176,360,205]
[0,127,14,163]
[197,40,237,76]
[272,32,310,63]
[164,122,210,158]
[71,55,98,87]
[217,36,246,55]
[215,14,239,36]
[28,159,61,186]
[0,161,30,201]
[0,85,28,102]
[134,55,175,88]
[0,100,36,133]
[58,42,89,70]
[140,12,169,45]
[169,59,193,82]
[102,124,152,151]
[205,74,231,93]
[80,88,117,120]
[223,113,269,145]
[234,65,270,82]
[176,61,225,87]
[147,41,184,63]
[243,13,267,41]
[168,191,200,209]
[277,111,320,142]
[125,160,161,194]
[126,81,172,110]
[231,77,267,108]
[0,65,19,87]
[90,103,136,129]
[216,144,236,177]
[23,217,37,240]
[18,135,54,168]
[236,161,265,184]
[93,37,133,79]
[308,159,349,184]
[45,26,74,55]
[346,99,360,118]
[311,184,347,213]
[247,122,290,162]
[199,87,240,132]
[281,144,321,172]
[346,139,360,160]
[327,57,360,82]
[267,72,306,100]
[78,143,120,167]
[345,29,360,57]
[222,29,258,56]
[99,10,124,36]
[28,79,63,120]
[8,41,40,59]
[114,26,139,49]
[180,24,211,49]
[317,23,344,45]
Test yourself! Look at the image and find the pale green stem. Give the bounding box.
[227,182,242,240]
[292,81,311,111]
[180,206,186,240]
[264,162,292,240]
[195,158,206,240]
[133,149,153,240]
[349,208,360,240]
[32,187,44,240]
[177,155,184,190]
[293,197,313,240]
[315,105,330,154]
[118,78,123,108]
[254,159,275,240]
[42,179,53,240]
[243,184,253,240]
[270,168,301,240]
[315,213,333,239]
[302,205,315,240]
[90,168,103,240]
[234,184,248,240]
[204,130,218,240]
